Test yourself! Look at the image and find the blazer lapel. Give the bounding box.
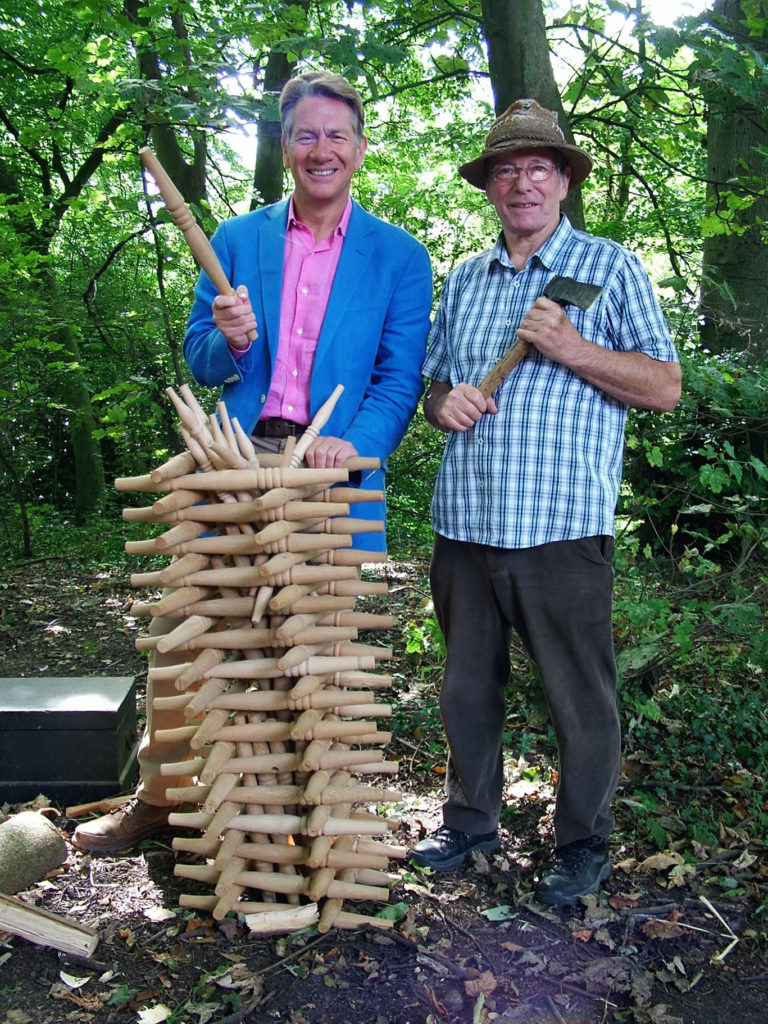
[258,201,289,362]
[313,203,374,368]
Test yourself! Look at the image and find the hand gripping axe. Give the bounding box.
[478,275,603,398]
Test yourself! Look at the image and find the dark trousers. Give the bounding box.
[430,533,620,848]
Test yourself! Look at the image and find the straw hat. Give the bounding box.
[459,98,592,189]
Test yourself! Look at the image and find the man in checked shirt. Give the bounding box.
[410,99,681,905]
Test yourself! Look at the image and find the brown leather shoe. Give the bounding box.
[72,797,180,853]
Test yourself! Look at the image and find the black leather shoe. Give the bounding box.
[535,835,611,906]
[410,825,499,871]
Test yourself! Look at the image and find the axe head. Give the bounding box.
[544,275,603,311]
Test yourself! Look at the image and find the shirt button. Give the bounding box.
[477,437,484,445]
[287,405,294,413]
[297,328,303,335]
[505,319,512,327]
[514,279,521,288]
[292,369,298,377]
[301,287,308,295]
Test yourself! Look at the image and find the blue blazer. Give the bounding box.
[183,198,433,550]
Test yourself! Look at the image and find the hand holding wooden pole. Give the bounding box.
[139,146,257,342]
[477,275,603,399]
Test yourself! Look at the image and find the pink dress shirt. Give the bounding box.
[232,196,352,426]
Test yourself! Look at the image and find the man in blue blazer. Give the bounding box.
[72,71,433,853]
[184,71,433,551]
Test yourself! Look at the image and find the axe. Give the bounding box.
[477,275,603,398]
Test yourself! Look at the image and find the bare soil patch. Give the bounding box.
[0,559,766,1024]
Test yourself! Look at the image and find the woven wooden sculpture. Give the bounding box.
[117,384,405,933]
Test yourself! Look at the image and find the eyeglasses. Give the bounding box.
[489,160,559,184]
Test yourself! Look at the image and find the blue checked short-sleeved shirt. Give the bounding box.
[422,216,679,550]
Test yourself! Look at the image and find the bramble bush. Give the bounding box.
[621,348,768,572]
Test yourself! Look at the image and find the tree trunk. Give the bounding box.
[125,0,209,208]
[480,0,586,229]
[0,155,106,523]
[44,268,106,520]
[700,0,768,361]
[251,50,299,209]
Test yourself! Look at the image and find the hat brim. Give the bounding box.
[459,139,592,190]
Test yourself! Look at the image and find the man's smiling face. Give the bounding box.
[485,147,570,248]
[282,95,367,214]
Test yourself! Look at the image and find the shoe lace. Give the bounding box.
[117,796,142,815]
[433,826,462,843]
[552,842,596,878]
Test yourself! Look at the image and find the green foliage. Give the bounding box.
[1,504,129,568]
[386,413,445,558]
[390,688,446,771]
[609,525,768,852]
[4,0,762,551]
[621,349,768,570]
[403,613,445,677]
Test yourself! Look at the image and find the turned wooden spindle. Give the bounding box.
[289,384,344,467]
[120,381,408,934]
[140,148,257,343]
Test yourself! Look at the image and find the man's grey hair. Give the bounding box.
[279,71,365,143]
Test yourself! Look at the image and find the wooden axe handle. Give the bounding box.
[477,338,530,399]
[476,276,602,399]
[139,147,257,342]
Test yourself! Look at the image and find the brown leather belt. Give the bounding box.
[253,417,306,439]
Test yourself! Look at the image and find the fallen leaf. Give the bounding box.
[5,1011,33,1023]
[184,1003,222,1024]
[59,970,91,988]
[594,926,617,950]
[669,862,697,887]
[464,970,497,997]
[137,1005,172,1023]
[479,904,517,922]
[203,964,260,991]
[49,985,103,1011]
[663,954,687,975]
[638,851,685,873]
[609,891,644,909]
[733,849,757,871]
[143,906,177,922]
[641,918,686,940]
[376,901,408,922]
[645,1003,683,1023]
